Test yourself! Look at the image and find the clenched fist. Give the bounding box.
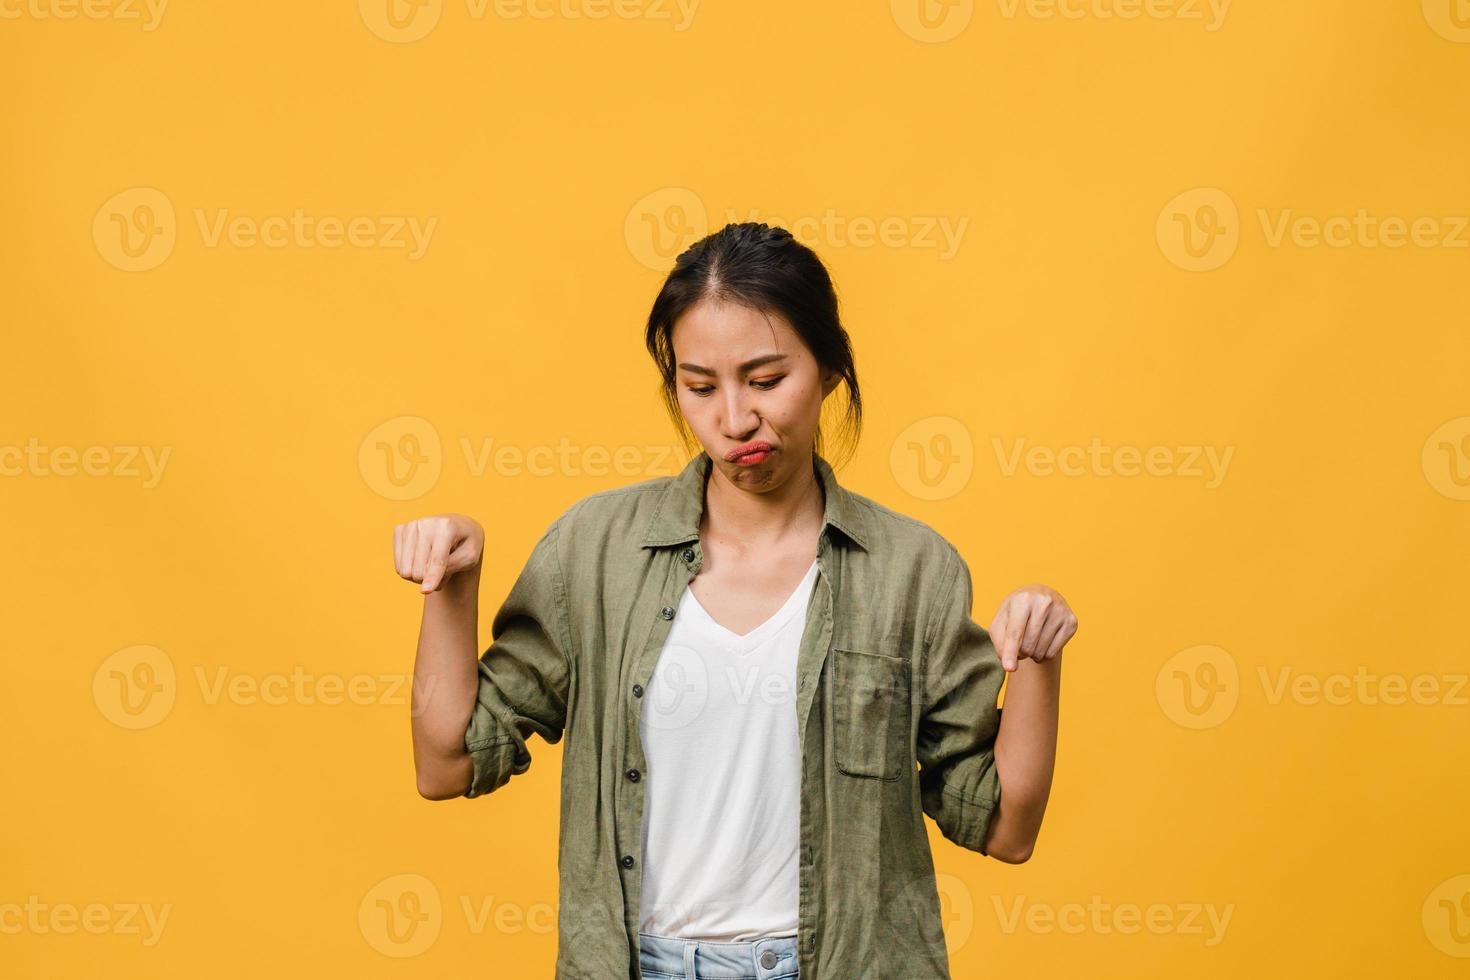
[988,583,1078,672]
[393,514,485,594]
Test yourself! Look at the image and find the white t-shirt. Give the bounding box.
[636,556,821,941]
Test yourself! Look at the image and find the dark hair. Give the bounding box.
[644,222,863,470]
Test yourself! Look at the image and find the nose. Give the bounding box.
[718,385,760,439]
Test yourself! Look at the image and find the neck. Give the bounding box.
[700,451,824,551]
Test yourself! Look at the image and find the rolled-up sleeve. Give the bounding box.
[916,546,1005,855]
[463,516,574,799]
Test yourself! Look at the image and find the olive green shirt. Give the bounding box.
[463,450,1005,979]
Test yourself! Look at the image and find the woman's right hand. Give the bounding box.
[393,514,485,595]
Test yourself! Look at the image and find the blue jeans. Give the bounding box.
[638,931,799,979]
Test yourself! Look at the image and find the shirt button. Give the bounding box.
[760,950,778,969]
[620,854,635,869]
[682,548,694,563]
[660,606,675,619]
[632,684,643,698]
[625,768,640,782]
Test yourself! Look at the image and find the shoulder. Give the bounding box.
[543,470,677,550]
[828,484,975,647]
[844,486,964,573]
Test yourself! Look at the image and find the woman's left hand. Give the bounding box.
[988,584,1078,672]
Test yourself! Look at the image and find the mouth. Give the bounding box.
[725,441,774,465]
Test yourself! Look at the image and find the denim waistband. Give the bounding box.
[637,930,799,980]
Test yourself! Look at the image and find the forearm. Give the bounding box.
[410,564,482,798]
[984,653,1062,862]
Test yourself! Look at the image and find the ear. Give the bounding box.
[819,367,842,398]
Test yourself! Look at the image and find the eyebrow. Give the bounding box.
[676,354,790,376]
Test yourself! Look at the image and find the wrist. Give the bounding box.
[1019,651,1063,678]
[429,564,481,602]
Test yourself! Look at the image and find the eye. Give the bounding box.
[685,377,784,397]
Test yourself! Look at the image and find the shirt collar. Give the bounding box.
[640,450,870,551]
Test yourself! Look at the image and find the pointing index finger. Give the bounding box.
[991,602,1019,672]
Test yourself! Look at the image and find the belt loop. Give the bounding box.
[684,939,697,979]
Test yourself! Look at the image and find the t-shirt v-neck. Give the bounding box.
[681,557,820,654]
[638,555,822,940]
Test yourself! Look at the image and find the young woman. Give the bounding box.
[394,222,1077,979]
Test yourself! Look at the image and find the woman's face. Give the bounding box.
[671,296,840,491]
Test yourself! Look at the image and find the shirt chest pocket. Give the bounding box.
[831,648,912,781]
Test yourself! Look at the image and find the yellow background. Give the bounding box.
[3,0,1468,976]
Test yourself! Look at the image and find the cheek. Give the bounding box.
[769,385,820,426]
[675,390,710,424]
[787,378,824,408]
